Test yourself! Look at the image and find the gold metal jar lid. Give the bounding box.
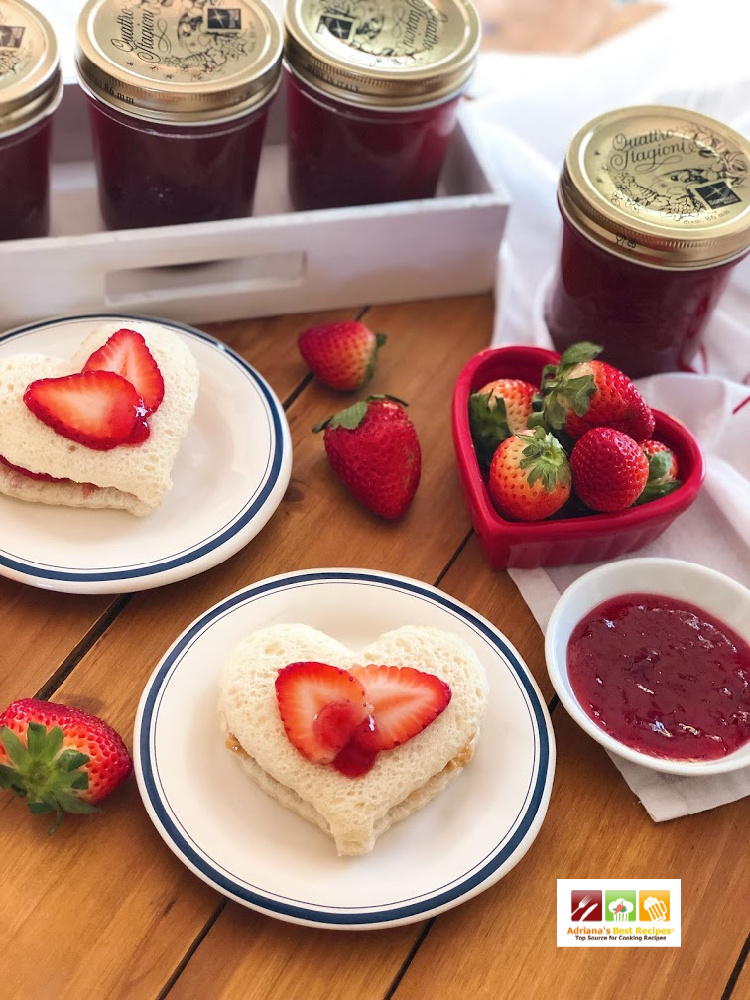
[0,0,61,136]
[559,105,750,269]
[76,0,283,125]
[284,0,480,109]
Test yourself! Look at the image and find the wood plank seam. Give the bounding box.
[434,530,474,587]
[721,932,750,1000]
[35,595,132,700]
[159,901,228,1000]
[383,920,436,1000]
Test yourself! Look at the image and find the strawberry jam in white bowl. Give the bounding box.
[545,558,750,776]
[451,346,705,569]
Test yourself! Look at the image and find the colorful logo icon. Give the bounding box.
[640,890,670,923]
[571,889,602,921]
[605,889,637,922]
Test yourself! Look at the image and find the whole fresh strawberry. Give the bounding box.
[635,439,682,505]
[640,439,679,482]
[313,395,421,519]
[469,378,536,469]
[299,321,387,391]
[0,699,132,833]
[570,427,649,512]
[530,342,655,441]
[487,426,571,521]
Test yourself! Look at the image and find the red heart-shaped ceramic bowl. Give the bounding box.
[452,346,706,569]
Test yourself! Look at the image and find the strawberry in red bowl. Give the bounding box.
[452,345,705,569]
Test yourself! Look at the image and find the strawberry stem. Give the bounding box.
[312,395,409,434]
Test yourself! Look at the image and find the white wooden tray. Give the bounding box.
[0,80,509,329]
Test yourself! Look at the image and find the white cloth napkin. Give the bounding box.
[465,0,750,820]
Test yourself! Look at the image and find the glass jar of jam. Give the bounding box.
[283,0,480,211]
[545,106,750,378]
[0,0,61,241]
[75,0,282,230]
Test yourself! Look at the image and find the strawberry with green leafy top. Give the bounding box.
[635,439,682,505]
[570,427,650,512]
[469,378,536,469]
[314,395,421,519]
[640,440,679,482]
[298,321,387,391]
[529,342,655,442]
[0,699,132,833]
[487,426,571,521]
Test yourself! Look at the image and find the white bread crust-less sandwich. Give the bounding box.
[217,624,489,856]
[0,322,199,516]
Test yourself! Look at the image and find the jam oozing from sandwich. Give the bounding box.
[0,456,100,494]
[275,661,452,777]
[0,455,65,483]
[567,593,750,760]
[22,329,164,452]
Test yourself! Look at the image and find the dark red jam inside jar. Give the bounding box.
[567,593,750,761]
[0,0,62,241]
[85,98,271,229]
[76,0,282,230]
[286,68,461,210]
[546,105,750,379]
[283,0,480,212]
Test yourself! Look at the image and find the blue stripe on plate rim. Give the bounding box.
[137,569,553,926]
[0,312,286,583]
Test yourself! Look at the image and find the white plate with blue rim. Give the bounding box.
[0,313,292,594]
[134,568,556,930]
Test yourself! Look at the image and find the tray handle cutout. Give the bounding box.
[104,251,306,308]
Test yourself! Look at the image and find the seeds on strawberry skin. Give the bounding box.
[469,378,536,469]
[634,439,683,505]
[0,698,132,833]
[640,439,679,483]
[299,321,387,392]
[313,395,421,520]
[487,427,571,521]
[530,342,655,441]
[570,427,650,512]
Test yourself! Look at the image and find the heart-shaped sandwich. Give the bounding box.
[218,624,489,855]
[0,322,199,515]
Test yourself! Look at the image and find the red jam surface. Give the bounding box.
[86,98,271,230]
[545,215,743,379]
[286,69,460,211]
[0,116,54,241]
[567,593,750,761]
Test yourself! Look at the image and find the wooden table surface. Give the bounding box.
[2,4,749,999]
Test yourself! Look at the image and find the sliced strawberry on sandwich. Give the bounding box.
[24,370,143,451]
[348,663,452,752]
[275,661,371,765]
[82,328,165,413]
